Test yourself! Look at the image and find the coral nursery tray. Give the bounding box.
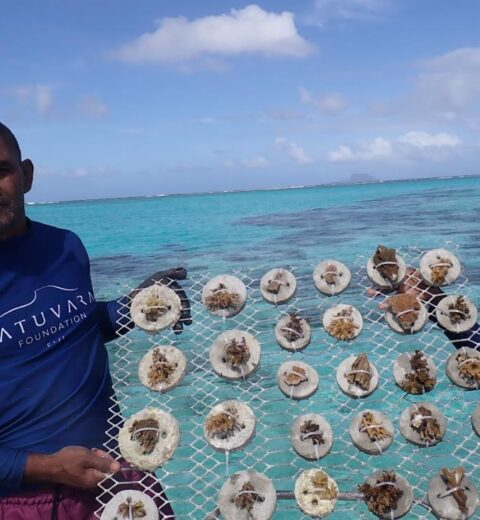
[96,243,479,519]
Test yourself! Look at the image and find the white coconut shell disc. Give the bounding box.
[385,300,427,334]
[428,471,479,520]
[290,414,333,460]
[349,410,394,455]
[336,355,379,398]
[209,329,261,380]
[420,248,461,287]
[204,400,255,452]
[260,268,297,304]
[294,469,338,517]
[446,347,480,390]
[313,260,351,296]
[471,404,480,436]
[393,351,437,394]
[362,471,413,519]
[100,490,159,520]
[436,295,478,333]
[119,407,180,471]
[275,314,311,351]
[130,285,182,333]
[399,402,446,447]
[138,345,187,393]
[277,360,319,400]
[218,470,277,520]
[202,275,247,318]
[367,253,407,289]
[322,304,363,341]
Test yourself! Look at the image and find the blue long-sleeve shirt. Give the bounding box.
[0,221,123,494]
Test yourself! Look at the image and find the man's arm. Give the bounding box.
[0,443,120,491]
[95,297,132,343]
[24,447,120,490]
[0,446,29,490]
[370,267,480,351]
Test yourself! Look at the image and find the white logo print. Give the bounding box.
[0,285,95,348]
[0,285,78,319]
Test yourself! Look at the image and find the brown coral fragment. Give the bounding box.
[326,318,358,340]
[430,257,453,285]
[265,270,289,295]
[326,307,358,341]
[224,337,250,370]
[346,353,372,391]
[129,418,160,454]
[401,351,436,394]
[205,283,241,311]
[359,471,403,517]
[117,499,147,519]
[373,245,399,283]
[440,467,468,515]
[234,481,264,512]
[410,406,441,443]
[311,472,338,500]
[141,295,169,322]
[300,420,325,446]
[147,350,176,386]
[456,351,480,386]
[282,313,304,342]
[205,408,240,440]
[388,293,420,331]
[448,296,471,325]
[359,412,392,442]
[284,366,308,386]
[322,264,338,285]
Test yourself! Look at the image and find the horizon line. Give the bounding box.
[26,173,479,206]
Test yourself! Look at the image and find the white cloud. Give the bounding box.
[9,85,53,116]
[242,155,270,168]
[415,47,480,112]
[35,86,53,115]
[38,164,110,177]
[310,0,390,26]
[328,131,461,162]
[397,131,461,149]
[328,137,393,161]
[276,137,313,164]
[79,95,108,118]
[115,5,313,65]
[192,117,216,125]
[299,87,347,114]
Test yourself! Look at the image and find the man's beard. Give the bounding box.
[0,199,24,235]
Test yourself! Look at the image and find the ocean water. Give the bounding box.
[28,177,480,519]
[29,176,480,296]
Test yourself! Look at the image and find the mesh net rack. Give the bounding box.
[96,243,479,519]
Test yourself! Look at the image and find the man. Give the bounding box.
[0,122,190,518]
[368,267,480,349]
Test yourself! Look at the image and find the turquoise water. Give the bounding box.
[28,177,480,519]
[28,176,480,296]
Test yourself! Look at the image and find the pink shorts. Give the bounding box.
[0,468,175,519]
[0,486,98,520]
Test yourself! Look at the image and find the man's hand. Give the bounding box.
[25,446,121,489]
[366,267,444,310]
[131,266,192,334]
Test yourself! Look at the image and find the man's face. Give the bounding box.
[0,137,33,237]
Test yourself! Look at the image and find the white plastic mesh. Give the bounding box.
[96,242,479,519]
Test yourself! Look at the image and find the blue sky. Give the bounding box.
[1,0,479,201]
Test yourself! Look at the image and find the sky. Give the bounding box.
[1,0,480,201]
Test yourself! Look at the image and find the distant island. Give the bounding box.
[344,173,380,183]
